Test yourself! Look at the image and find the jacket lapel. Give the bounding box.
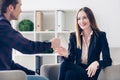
[87,33,94,62]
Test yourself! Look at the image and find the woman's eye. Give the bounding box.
[83,16,87,19]
[77,17,80,20]
[77,16,87,21]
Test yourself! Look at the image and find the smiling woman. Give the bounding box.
[55,7,112,80]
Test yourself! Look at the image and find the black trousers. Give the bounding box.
[58,61,101,80]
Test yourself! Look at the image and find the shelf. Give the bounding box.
[19,31,35,34]
[13,53,58,56]
[12,9,77,70]
[35,31,55,34]
[57,31,73,34]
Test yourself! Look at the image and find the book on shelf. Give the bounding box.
[56,10,65,32]
[35,56,43,75]
[36,11,43,31]
[57,56,64,63]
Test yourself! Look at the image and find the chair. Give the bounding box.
[40,64,120,80]
[0,70,48,80]
[0,70,27,80]
[40,64,60,80]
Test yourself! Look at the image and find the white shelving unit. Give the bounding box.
[12,10,77,71]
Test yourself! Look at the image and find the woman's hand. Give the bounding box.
[55,46,68,58]
[50,38,61,50]
[86,61,99,77]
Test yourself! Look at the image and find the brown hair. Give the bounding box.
[0,0,18,14]
[75,7,100,48]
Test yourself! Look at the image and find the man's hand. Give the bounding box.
[86,61,99,77]
[35,73,39,76]
[55,46,68,58]
[50,38,61,50]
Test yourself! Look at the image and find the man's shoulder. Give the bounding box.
[0,15,10,26]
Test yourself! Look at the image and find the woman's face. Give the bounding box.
[77,10,91,30]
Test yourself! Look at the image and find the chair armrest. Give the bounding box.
[104,64,120,80]
[40,64,60,80]
[0,70,27,80]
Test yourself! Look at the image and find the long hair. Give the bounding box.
[0,0,18,14]
[75,7,100,49]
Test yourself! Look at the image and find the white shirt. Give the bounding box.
[81,31,93,64]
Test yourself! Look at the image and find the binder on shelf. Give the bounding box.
[57,56,64,63]
[56,10,65,32]
[36,11,43,31]
[35,56,43,75]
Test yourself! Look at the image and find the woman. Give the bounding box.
[55,7,112,80]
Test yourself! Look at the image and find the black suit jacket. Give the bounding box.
[64,31,112,69]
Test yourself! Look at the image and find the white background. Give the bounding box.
[21,0,120,47]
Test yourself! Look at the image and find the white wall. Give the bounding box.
[22,0,120,47]
[110,47,120,65]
